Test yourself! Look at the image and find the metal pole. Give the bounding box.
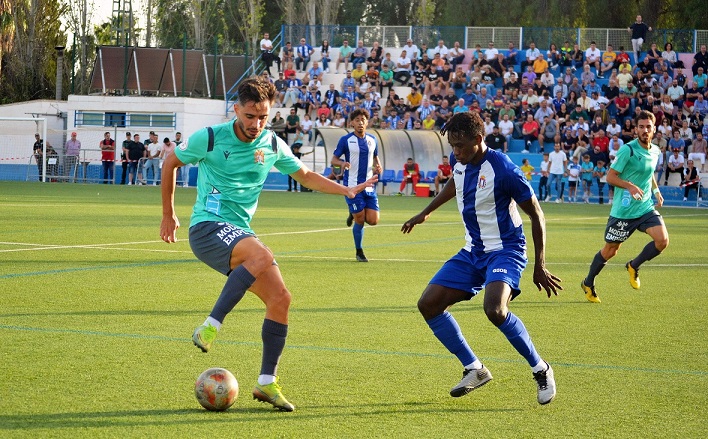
[212,38,218,99]
[182,32,187,97]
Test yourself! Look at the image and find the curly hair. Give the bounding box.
[349,108,370,122]
[440,111,484,141]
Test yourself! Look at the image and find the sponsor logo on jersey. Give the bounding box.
[223,151,231,160]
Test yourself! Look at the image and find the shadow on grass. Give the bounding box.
[0,402,522,430]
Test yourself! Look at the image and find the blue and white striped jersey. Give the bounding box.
[333,132,378,187]
[450,149,533,253]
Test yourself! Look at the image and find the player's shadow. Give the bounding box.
[0,402,522,430]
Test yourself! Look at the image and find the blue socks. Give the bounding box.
[426,312,477,366]
[498,312,541,367]
[260,319,288,376]
[353,222,364,250]
[209,265,255,323]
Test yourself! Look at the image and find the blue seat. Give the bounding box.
[426,170,438,182]
[323,167,332,176]
[378,169,396,193]
[395,170,404,182]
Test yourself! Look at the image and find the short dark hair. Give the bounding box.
[635,109,656,125]
[237,77,276,105]
[440,111,484,141]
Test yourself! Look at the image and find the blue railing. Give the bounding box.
[225,31,284,116]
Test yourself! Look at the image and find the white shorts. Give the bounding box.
[688,152,705,165]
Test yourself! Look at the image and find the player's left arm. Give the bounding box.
[517,197,563,297]
[651,173,664,208]
[291,167,377,198]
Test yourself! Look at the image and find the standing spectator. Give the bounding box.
[538,152,550,201]
[628,15,652,63]
[580,154,594,203]
[144,132,162,185]
[295,38,313,72]
[120,132,131,184]
[336,40,353,73]
[548,142,568,202]
[566,156,582,202]
[260,32,280,76]
[64,132,81,183]
[32,133,44,181]
[99,132,115,184]
[127,133,145,185]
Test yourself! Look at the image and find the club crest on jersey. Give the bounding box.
[254,149,265,164]
[477,175,487,189]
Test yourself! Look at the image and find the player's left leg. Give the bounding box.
[484,280,556,404]
[249,265,295,412]
[626,216,669,290]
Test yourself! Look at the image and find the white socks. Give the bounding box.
[204,316,222,330]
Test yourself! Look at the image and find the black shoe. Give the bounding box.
[346,213,354,227]
[356,250,368,262]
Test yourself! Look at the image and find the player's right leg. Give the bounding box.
[419,251,492,397]
[189,224,273,352]
[249,265,295,412]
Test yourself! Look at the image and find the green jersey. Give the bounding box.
[609,139,660,219]
[176,121,303,233]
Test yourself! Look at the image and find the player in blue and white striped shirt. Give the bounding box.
[401,112,562,404]
[332,109,383,262]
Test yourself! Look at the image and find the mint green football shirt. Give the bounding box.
[175,121,303,233]
[609,139,661,219]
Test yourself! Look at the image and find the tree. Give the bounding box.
[225,0,265,57]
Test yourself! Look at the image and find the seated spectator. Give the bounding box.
[394,51,412,85]
[434,155,453,194]
[336,40,353,73]
[281,41,294,65]
[351,63,366,81]
[570,43,584,71]
[665,148,685,185]
[507,41,519,65]
[351,40,368,69]
[689,132,707,172]
[682,160,701,201]
[522,113,540,152]
[585,41,602,76]
[319,39,331,72]
[305,61,324,83]
[366,41,383,70]
[435,99,452,128]
[662,42,683,69]
[521,41,541,71]
[295,38,313,72]
[546,43,561,70]
[600,44,617,77]
[692,44,708,76]
[381,52,396,71]
[399,158,421,194]
[448,41,466,70]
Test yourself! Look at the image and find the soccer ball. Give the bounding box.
[194,367,239,411]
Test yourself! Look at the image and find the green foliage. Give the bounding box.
[0,182,707,438]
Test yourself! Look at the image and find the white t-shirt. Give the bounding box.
[606,123,622,136]
[484,48,498,61]
[260,38,273,52]
[396,57,411,72]
[498,120,514,136]
[403,44,419,61]
[549,150,567,174]
[484,121,495,136]
[147,142,161,159]
[300,119,313,133]
[585,47,601,62]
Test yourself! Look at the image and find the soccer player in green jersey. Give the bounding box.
[581,110,669,303]
[160,77,377,412]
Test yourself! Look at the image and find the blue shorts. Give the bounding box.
[345,189,379,215]
[430,248,527,300]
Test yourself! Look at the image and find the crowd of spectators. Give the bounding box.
[261,34,708,186]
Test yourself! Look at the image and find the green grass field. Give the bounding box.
[1,181,707,438]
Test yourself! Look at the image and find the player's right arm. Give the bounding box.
[401,175,456,234]
[160,152,186,243]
